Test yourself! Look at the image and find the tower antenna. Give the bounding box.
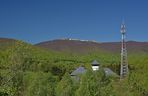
[120,20,128,79]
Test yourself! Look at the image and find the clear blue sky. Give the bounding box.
[0,0,148,44]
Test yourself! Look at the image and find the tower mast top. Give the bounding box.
[120,21,126,34]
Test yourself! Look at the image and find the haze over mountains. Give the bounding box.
[1,38,148,54]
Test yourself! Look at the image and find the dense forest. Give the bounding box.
[0,39,148,96]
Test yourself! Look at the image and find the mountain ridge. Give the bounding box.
[35,39,148,54]
[1,37,148,54]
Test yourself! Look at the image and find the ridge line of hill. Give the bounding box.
[1,37,148,54]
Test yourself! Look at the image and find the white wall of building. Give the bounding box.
[92,66,99,71]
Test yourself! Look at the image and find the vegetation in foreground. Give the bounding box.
[0,40,148,96]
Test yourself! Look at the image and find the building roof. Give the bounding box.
[70,67,117,77]
[103,68,117,76]
[70,66,86,76]
[91,60,99,66]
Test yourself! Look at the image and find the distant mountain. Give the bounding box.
[1,38,148,54]
[0,38,16,43]
[0,38,17,49]
[35,39,148,54]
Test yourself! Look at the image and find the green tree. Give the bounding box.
[23,72,55,96]
[76,69,115,96]
[55,72,73,96]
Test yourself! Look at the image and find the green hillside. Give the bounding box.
[0,39,148,96]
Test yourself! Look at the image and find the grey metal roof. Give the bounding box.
[70,66,118,78]
[91,60,99,65]
[103,68,117,76]
[70,66,86,76]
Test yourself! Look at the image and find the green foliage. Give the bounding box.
[23,72,55,96]
[0,40,148,96]
[55,73,73,96]
[76,69,115,96]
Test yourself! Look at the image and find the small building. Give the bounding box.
[70,60,118,80]
[103,68,117,76]
[91,60,117,76]
[70,66,86,81]
[91,60,100,71]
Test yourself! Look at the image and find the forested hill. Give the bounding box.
[35,39,148,54]
[0,38,17,50]
[0,38,16,46]
[1,37,148,95]
[0,38,16,42]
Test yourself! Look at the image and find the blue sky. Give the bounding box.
[0,0,148,44]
